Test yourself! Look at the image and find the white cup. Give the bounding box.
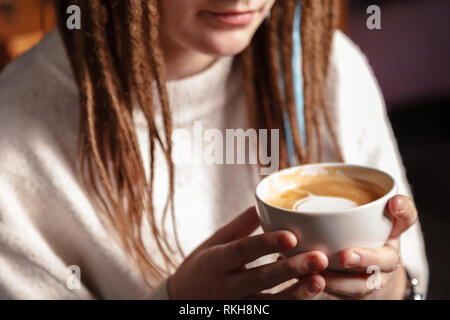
[255,163,397,270]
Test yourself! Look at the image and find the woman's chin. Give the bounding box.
[195,33,253,56]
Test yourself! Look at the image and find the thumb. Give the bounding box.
[196,207,260,251]
[387,195,418,239]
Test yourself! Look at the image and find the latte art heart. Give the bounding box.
[264,170,386,213]
[293,195,358,212]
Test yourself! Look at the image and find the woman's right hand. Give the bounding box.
[168,207,328,299]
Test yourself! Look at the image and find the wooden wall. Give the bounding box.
[0,0,55,69]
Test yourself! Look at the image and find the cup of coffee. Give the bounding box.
[255,163,397,270]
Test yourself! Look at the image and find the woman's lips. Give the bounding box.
[201,11,256,27]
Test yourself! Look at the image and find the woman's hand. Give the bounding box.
[322,195,417,299]
[168,207,328,300]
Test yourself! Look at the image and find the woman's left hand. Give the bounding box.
[321,195,418,299]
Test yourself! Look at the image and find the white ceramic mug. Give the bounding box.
[255,163,397,270]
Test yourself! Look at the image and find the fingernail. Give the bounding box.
[346,252,361,267]
[308,279,322,293]
[279,233,297,249]
[307,257,324,272]
[394,197,407,213]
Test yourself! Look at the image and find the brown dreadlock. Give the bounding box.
[55,0,343,288]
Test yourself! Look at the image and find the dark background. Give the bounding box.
[350,0,450,299]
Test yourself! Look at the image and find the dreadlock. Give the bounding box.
[55,0,343,288]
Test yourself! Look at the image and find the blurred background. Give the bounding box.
[0,0,449,299]
[0,0,54,70]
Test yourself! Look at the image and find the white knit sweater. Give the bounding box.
[0,29,428,299]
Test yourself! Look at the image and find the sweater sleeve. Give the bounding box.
[0,126,166,299]
[0,106,97,299]
[0,30,170,300]
[329,31,429,296]
[0,129,169,300]
[0,205,95,299]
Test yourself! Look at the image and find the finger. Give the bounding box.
[235,251,328,295]
[197,207,260,251]
[339,244,400,272]
[322,270,389,298]
[215,230,297,270]
[253,275,325,300]
[387,195,418,239]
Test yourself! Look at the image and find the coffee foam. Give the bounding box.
[293,195,358,212]
[264,167,386,212]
